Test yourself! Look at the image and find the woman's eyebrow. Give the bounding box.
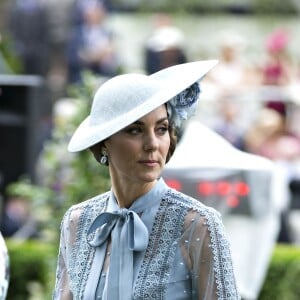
[133,117,169,126]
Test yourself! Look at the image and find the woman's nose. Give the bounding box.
[143,132,159,151]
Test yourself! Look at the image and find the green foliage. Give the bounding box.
[6,73,111,243]
[0,34,22,73]
[112,0,299,14]
[5,239,56,300]
[5,239,300,299]
[252,0,297,14]
[259,244,300,299]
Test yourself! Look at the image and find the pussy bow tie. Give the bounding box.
[87,208,149,300]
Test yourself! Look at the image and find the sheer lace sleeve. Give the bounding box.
[53,206,82,300]
[53,194,109,300]
[181,207,239,300]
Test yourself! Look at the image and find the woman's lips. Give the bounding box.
[139,160,158,166]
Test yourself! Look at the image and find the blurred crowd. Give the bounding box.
[0,0,300,245]
[202,27,300,244]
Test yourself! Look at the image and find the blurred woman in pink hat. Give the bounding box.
[260,28,295,116]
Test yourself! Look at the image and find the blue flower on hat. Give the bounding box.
[167,82,200,129]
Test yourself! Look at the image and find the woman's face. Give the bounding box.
[105,105,171,185]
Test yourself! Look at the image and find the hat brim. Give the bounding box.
[68,60,218,152]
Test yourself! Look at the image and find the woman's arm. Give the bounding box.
[53,211,75,300]
[183,208,240,300]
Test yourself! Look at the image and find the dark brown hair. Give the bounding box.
[89,125,177,166]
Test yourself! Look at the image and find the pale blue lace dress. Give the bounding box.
[53,178,239,299]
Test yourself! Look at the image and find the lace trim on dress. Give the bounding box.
[134,192,186,299]
[67,192,109,299]
[207,205,238,300]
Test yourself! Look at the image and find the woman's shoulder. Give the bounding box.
[62,191,110,226]
[163,187,227,235]
[72,191,110,209]
[164,187,221,219]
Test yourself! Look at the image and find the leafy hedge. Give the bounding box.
[4,239,300,299]
[258,244,300,300]
[5,239,56,300]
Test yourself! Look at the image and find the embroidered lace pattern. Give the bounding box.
[64,192,109,299]
[134,194,186,298]
[134,189,239,299]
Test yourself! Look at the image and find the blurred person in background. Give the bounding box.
[144,14,187,75]
[213,97,245,150]
[7,0,51,76]
[244,107,300,161]
[66,0,121,83]
[207,30,254,92]
[71,0,113,26]
[258,28,295,115]
[0,231,9,300]
[204,30,251,149]
[0,195,39,240]
[244,107,300,243]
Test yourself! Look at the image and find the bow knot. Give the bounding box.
[119,208,130,218]
[87,208,149,251]
[86,208,149,299]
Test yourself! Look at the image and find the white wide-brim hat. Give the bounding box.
[68,60,218,152]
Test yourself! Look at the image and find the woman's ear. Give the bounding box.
[89,143,102,163]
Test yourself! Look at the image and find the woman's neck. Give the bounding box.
[111,178,157,208]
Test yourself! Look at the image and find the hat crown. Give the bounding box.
[90,74,161,125]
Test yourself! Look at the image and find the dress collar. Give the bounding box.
[107,178,169,213]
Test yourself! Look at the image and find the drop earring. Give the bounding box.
[100,150,108,165]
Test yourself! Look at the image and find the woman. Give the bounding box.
[53,60,240,299]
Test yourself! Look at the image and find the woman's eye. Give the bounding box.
[157,126,168,135]
[126,127,141,135]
